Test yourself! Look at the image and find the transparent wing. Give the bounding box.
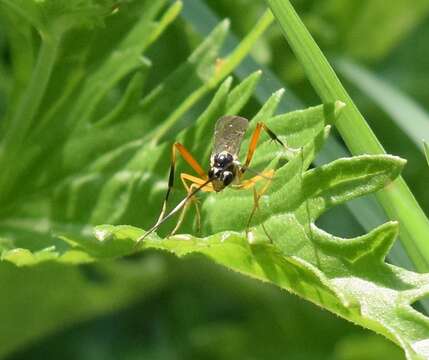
[212,116,249,157]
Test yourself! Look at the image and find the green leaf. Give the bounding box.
[88,175,426,360]
[1,3,428,359]
[6,87,426,360]
[59,97,429,359]
[1,246,93,267]
[84,135,423,360]
[265,0,429,273]
[180,0,416,274]
[0,4,276,252]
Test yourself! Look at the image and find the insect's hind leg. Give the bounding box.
[243,122,298,172]
[247,186,274,243]
[236,170,275,242]
[245,173,274,241]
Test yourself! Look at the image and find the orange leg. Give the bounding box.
[136,172,212,245]
[244,172,273,236]
[170,175,209,236]
[236,170,275,242]
[135,144,208,247]
[154,142,207,227]
[175,143,207,179]
[180,173,214,192]
[235,169,275,190]
[239,123,291,238]
[244,122,288,170]
[241,123,299,242]
[172,173,214,235]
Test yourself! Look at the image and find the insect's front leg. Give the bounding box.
[135,143,207,247]
[169,173,214,236]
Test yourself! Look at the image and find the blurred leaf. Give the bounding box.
[0,8,34,119]
[377,17,429,108]
[0,0,120,202]
[266,0,429,273]
[325,0,429,61]
[334,333,404,360]
[336,58,429,153]
[0,258,168,358]
[149,9,274,143]
[0,0,115,36]
[424,141,429,167]
[69,0,179,130]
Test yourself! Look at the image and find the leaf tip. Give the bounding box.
[323,124,332,138]
[323,101,344,126]
[93,225,115,243]
[390,155,407,170]
[273,88,285,98]
[249,69,263,81]
[224,75,234,87]
[334,100,346,116]
[220,18,231,30]
[140,56,152,68]
[372,221,399,261]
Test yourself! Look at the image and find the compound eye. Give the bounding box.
[222,171,234,186]
[216,153,233,167]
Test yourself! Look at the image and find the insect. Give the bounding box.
[136,115,288,245]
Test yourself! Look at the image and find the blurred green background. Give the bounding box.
[1,0,428,359]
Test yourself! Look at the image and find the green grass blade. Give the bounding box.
[266,0,429,272]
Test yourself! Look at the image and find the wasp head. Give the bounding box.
[209,152,236,192]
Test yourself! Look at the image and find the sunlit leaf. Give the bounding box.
[266,0,429,274]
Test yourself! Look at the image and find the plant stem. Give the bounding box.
[266,0,429,272]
